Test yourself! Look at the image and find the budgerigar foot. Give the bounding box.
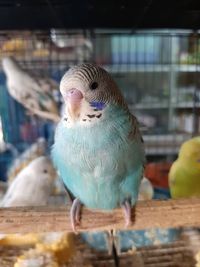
[106,230,120,267]
[121,200,132,227]
[107,230,120,255]
[70,198,82,233]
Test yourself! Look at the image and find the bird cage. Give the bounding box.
[0,29,200,267]
[0,29,200,192]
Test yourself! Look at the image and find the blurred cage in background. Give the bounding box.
[0,29,200,188]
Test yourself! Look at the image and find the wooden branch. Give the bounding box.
[0,198,200,234]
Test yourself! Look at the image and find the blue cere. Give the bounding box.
[90,101,106,110]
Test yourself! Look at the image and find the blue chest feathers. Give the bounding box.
[52,106,145,210]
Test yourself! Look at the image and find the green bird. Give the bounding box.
[169,136,200,198]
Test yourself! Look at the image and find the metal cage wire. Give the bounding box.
[0,29,199,183]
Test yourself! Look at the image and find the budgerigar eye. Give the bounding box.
[90,82,98,90]
[43,169,48,173]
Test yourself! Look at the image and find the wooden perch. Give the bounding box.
[0,198,200,234]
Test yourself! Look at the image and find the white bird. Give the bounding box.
[1,156,57,207]
[138,177,154,201]
[0,116,6,153]
[7,137,47,183]
[2,56,60,122]
[0,116,18,156]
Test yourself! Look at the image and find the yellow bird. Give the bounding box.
[169,136,200,198]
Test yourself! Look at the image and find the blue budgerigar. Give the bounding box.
[52,63,145,233]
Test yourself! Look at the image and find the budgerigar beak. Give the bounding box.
[64,88,83,120]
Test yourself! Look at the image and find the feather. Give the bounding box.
[2,156,56,207]
[2,56,60,122]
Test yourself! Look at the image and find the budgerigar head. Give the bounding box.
[178,137,200,166]
[173,136,200,177]
[27,156,57,183]
[60,63,127,123]
[169,136,200,198]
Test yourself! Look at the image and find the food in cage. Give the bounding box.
[0,233,75,265]
[1,38,28,55]
[169,136,200,198]
[7,137,47,183]
[14,248,59,267]
[0,233,40,246]
[32,48,50,58]
[36,232,75,264]
[1,156,57,207]
[2,56,60,122]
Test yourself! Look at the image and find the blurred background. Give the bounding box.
[1,30,200,196]
[0,1,200,267]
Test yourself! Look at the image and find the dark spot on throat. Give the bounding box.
[96,114,102,118]
[64,117,68,122]
[82,119,87,121]
[87,114,95,118]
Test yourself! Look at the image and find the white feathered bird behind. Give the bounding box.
[1,156,57,207]
[2,56,60,122]
[138,177,154,201]
[7,137,47,183]
[0,117,6,153]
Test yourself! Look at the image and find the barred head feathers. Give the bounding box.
[60,63,127,107]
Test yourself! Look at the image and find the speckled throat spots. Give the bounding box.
[63,98,104,126]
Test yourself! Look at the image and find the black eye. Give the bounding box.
[43,169,48,173]
[90,82,98,90]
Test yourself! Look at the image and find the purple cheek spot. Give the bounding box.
[90,101,106,110]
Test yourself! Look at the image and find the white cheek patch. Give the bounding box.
[63,99,104,127]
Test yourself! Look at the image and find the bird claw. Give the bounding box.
[70,198,82,233]
[106,230,121,255]
[122,200,132,227]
